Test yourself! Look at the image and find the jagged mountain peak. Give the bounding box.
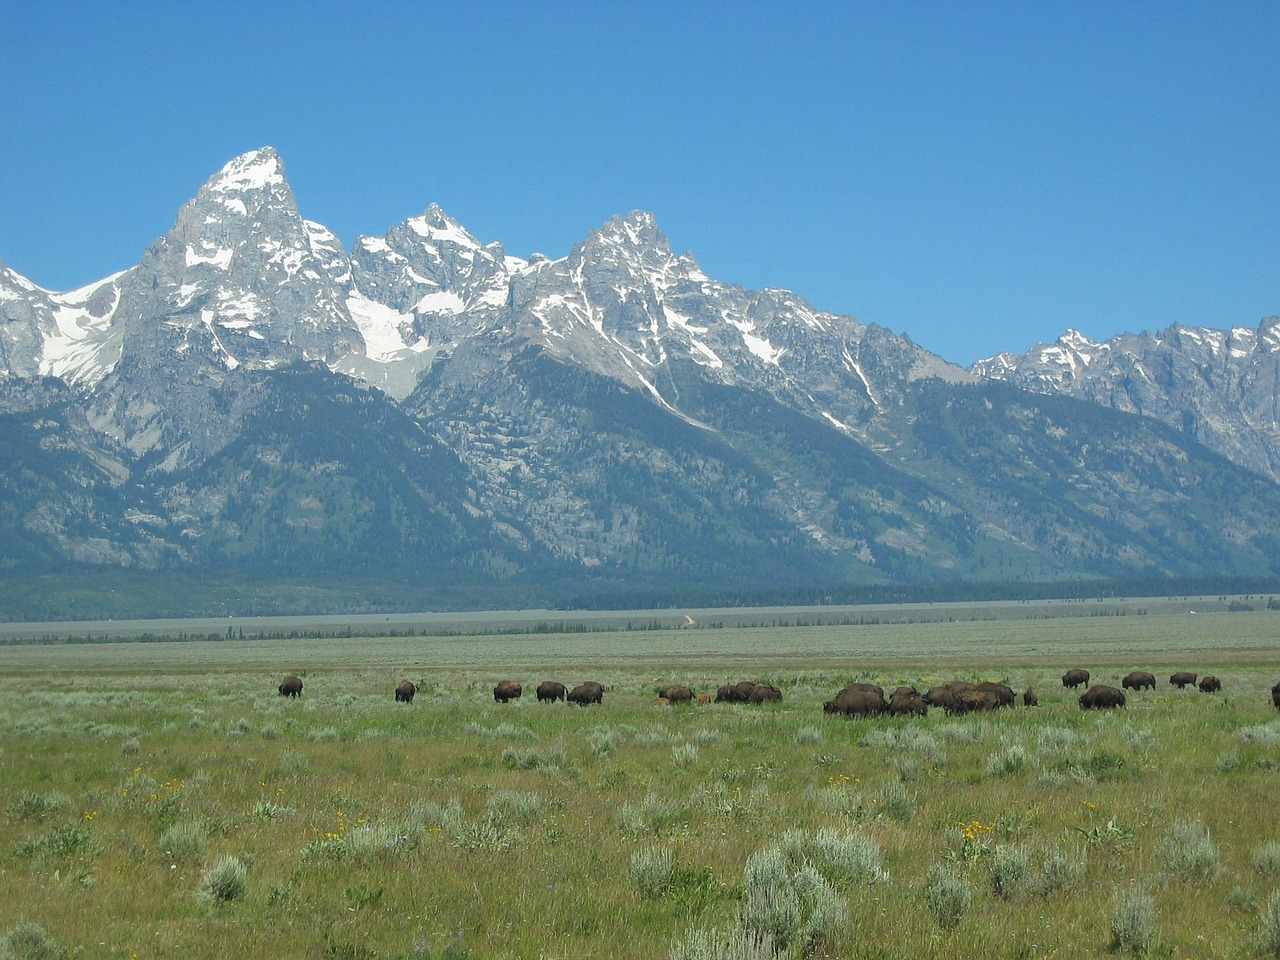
[203,147,288,197]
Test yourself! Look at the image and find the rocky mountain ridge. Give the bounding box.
[1,148,1277,611]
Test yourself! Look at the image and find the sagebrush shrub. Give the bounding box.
[198,855,247,904]
[1159,819,1220,882]
[1110,886,1157,954]
[990,843,1030,899]
[741,845,846,956]
[630,846,674,899]
[923,863,970,929]
[1258,888,1280,958]
[1252,840,1280,876]
[0,921,63,960]
[669,925,774,960]
[158,821,207,863]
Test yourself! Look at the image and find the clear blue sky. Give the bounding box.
[2,2,1276,366]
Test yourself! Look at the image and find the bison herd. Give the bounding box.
[274,670,1280,714]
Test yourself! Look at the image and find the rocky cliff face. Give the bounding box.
[1,147,1277,605]
[973,320,1280,482]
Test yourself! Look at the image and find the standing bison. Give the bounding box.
[748,684,783,704]
[1272,681,1280,710]
[394,680,416,703]
[278,676,304,697]
[536,681,566,703]
[1062,669,1090,690]
[888,686,927,717]
[1122,671,1156,692]
[493,680,523,703]
[658,684,694,705]
[1169,672,1197,689]
[1080,684,1126,710]
[1198,676,1222,693]
[567,681,604,706]
[824,683,887,717]
[1022,686,1038,707]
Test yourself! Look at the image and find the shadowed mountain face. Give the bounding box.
[1,148,1278,611]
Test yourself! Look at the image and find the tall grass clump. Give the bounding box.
[985,744,1029,777]
[671,742,699,770]
[668,925,774,960]
[197,854,247,904]
[923,863,971,929]
[741,845,846,956]
[158,821,207,863]
[1158,819,1220,882]
[630,846,675,899]
[1252,840,1280,877]
[1109,885,1157,954]
[0,922,63,960]
[1257,888,1280,958]
[5,792,69,822]
[778,827,888,885]
[989,843,1031,899]
[874,779,916,821]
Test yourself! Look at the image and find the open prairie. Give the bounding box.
[1,608,1278,959]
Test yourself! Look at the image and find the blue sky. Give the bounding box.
[2,2,1276,365]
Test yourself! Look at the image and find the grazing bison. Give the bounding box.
[1169,672,1197,689]
[658,684,694,705]
[493,680,523,703]
[748,683,783,704]
[1062,669,1090,690]
[1122,670,1156,692]
[888,686,928,717]
[278,676,304,697]
[567,681,604,706]
[976,681,1016,708]
[1022,686,1038,707]
[951,689,1001,714]
[1198,675,1222,693]
[824,684,887,717]
[1272,681,1280,710]
[1080,684,1126,710]
[536,681,566,703]
[394,680,416,703]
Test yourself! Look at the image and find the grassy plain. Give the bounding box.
[0,608,1278,959]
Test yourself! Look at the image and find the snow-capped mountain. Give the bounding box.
[1,147,1278,613]
[974,319,1280,482]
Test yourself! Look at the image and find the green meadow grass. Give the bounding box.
[0,610,1277,958]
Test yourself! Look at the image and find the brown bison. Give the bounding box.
[748,684,783,704]
[536,681,566,703]
[976,681,1016,708]
[1272,681,1280,710]
[567,681,604,706]
[715,681,758,703]
[658,684,694,705]
[278,676,303,697]
[1122,670,1156,692]
[394,680,416,703]
[888,686,927,717]
[1080,684,1126,710]
[696,692,711,705]
[824,683,887,717]
[493,680,523,703]
[1022,686,1038,707]
[1198,675,1222,693]
[951,689,1001,714]
[1062,669,1090,690]
[1169,671,1197,689]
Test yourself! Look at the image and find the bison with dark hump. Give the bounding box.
[975,681,1016,708]
[1198,675,1222,693]
[952,689,1001,714]
[1022,686,1038,707]
[536,681,566,703]
[1122,670,1156,692]
[493,680,523,703]
[1080,684,1126,710]
[395,680,416,703]
[1061,669,1090,690]
[1272,681,1280,710]
[567,681,604,706]
[1169,672,1197,689]
[658,684,694,705]
[278,675,304,697]
[748,684,783,704]
[824,682,887,717]
[888,686,927,717]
